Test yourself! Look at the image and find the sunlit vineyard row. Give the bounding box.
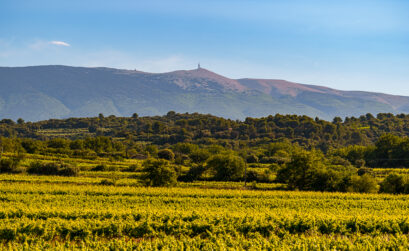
[1,174,409,250]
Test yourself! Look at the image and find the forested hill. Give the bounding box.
[1,112,409,151]
[2,65,409,121]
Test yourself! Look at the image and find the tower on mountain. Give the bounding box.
[198,63,201,69]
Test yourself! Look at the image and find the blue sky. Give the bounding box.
[1,0,409,95]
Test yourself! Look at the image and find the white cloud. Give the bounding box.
[50,41,70,47]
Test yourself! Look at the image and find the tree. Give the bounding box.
[17,118,25,125]
[206,154,246,181]
[141,159,177,187]
[276,149,325,190]
[347,174,378,193]
[380,174,406,194]
[158,149,175,161]
[189,149,211,163]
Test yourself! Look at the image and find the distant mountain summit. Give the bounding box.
[1,65,408,121]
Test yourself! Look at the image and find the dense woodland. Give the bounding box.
[2,112,409,194]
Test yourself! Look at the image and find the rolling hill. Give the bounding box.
[0,65,408,121]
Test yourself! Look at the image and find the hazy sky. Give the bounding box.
[1,0,409,95]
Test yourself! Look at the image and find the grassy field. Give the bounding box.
[1,172,409,250]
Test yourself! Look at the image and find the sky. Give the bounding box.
[1,0,409,95]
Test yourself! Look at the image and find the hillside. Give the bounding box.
[1,65,408,121]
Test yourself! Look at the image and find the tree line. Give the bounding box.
[2,112,409,194]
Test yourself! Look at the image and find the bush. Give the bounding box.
[276,150,325,190]
[245,169,272,183]
[28,161,59,175]
[189,149,211,163]
[0,153,25,173]
[178,165,205,182]
[58,165,80,177]
[206,154,246,181]
[123,164,139,172]
[158,149,175,161]
[246,154,259,163]
[347,174,379,193]
[99,179,116,186]
[276,150,358,192]
[27,161,79,176]
[245,170,260,182]
[380,174,406,194]
[0,158,15,173]
[92,164,107,171]
[141,159,177,187]
[357,167,373,176]
[91,164,118,172]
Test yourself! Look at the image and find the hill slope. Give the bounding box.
[0,65,408,121]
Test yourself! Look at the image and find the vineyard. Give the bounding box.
[2,113,409,249]
[1,173,409,250]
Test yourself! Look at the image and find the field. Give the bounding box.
[1,172,409,250]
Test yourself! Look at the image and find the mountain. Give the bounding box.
[0,65,408,121]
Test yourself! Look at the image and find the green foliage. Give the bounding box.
[27,161,79,176]
[99,179,116,186]
[142,159,177,187]
[276,149,364,192]
[206,154,246,181]
[276,150,325,190]
[380,173,409,194]
[0,152,25,173]
[246,153,259,163]
[0,158,24,173]
[347,174,379,193]
[91,164,118,172]
[189,149,211,163]
[2,173,409,249]
[157,149,175,161]
[178,165,206,182]
[145,145,158,157]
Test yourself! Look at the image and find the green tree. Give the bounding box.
[141,159,177,187]
[380,173,405,194]
[206,154,246,181]
[347,174,379,193]
[158,149,175,161]
[276,149,325,190]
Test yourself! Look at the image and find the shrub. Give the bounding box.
[141,159,177,187]
[245,169,272,183]
[27,161,79,176]
[99,179,116,186]
[276,150,325,190]
[246,154,259,163]
[380,174,406,194]
[206,154,246,181]
[123,164,139,172]
[28,161,59,175]
[0,158,15,173]
[245,170,259,182]
[92,164,107,171]
[276,150,359,192]
[355,159,366,168]
[189,149,211,163]
[91,164,118,172]
[178,165,205,182]
[347,174,379,193]
[357,167,373,176]
[58,165,80,177]
[158,149,175,161]
[0,153,25,173]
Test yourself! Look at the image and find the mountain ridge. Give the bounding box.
[1,65,408,121]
